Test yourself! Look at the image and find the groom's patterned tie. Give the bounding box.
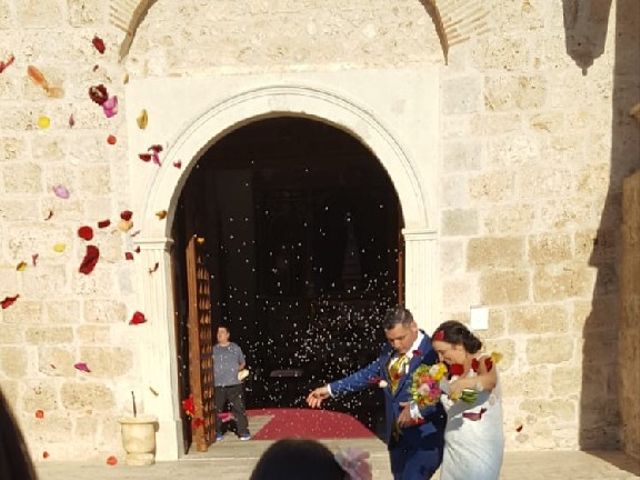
[388,353,408,394]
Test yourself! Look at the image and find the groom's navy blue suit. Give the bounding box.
[329,331,446,480]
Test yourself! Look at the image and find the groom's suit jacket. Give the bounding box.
[329,331,446,477]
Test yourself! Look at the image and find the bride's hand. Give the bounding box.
[447,379,464,401]
[306,386,330,408]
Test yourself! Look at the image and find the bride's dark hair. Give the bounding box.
[432,320,482,354]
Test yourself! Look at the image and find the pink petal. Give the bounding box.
[53,185,70,199]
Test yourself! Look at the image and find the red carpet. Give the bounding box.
[247,408,375,440]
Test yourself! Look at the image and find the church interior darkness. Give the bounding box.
[172,116,403,440]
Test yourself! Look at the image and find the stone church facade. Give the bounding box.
[0,0,638,462]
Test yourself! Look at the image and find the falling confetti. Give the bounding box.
[37,116,50,129]
[52,185,70,199]
[149,387,159,396]
[136,109,148,129]
[42,451,49,459]
[27,65,64,97]
[53,243,66,253]
[173,160,182,169]
[74,362,91,373]
[16,261,27,272]
[68,114,75,128]
[107,134,117,145]
[102,95,118,118]
[35,409,44,419]
[106,456,118,466]
[79,245,100,274]
[155,210,167,220]
[1,295,19,309]
[120,210,133,221]
[44,210,54,221]
[97,219,111,229]
[92,35,106,54]
[31,254,39,266]
[88,84,108,105]
[516,424,523,432]
[148,262,159,274]
[0,54,15,74]
[77,226,94,241]
[124,252,134,261]
[129,311,147,325]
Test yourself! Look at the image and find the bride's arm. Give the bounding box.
[449,356,497,396]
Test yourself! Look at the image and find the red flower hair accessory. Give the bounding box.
[433,330,445,341]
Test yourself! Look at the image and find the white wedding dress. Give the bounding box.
[439,356,504,480]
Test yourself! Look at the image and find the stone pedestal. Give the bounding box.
[119,415,158,466]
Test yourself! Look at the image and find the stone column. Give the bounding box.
[402,228,439,334]
[134,237,182,461]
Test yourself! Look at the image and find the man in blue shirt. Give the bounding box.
[213,325,251,441]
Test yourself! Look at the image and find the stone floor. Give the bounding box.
[37,437,640,480]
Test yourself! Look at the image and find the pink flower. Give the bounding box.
[335,448,372,480]
[102,95,118,118]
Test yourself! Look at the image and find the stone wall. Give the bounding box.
[621,171,640,460]
[0,0,638,461]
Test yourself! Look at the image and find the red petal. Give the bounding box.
[449,363,464,376]
[120,210,133,221]
[35,409,44,419]
[43,451,49,459]
[79,245,100,274]
[0,54,15,74]
[134,246,140,253]
[77,226,94,241]
[88,84,108,105]
[97,219,111,228]
[516,424,524,432]
[68,114,75,128]
[1,294,19,309]
[484,357,494,372]
[106,455,118,466]
[129,311,147,325]
[148,144,163,153]
[107,134,117,145]
[32,254,39,266]
[92,36,106,54]
[173,160,182,169]
[192,417,205,429]
[74,362,91,373]
[138,153,152,162]
[125,252,134,261]
[471,358,480,372]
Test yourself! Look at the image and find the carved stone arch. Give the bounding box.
[110,0,489,62]
[132,82,440,460]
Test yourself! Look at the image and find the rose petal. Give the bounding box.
[32,254,39,266]
[43,451,49,459]
[97,219,111,229]
[120,210,133,221]
[125,252,134,261]
[35,409,44,419]
[92,36,106,54]
[173,160,182,169]
[27,65,48,89]
[68,114,75,128]
[106,456,118,466]
[138,153,152,162]
[155,210,167,220]
[74,362,91,373]
[37,116,50,129]
[1,295,19,309]
[88,84,108,105]
[16,261,27,271]
[77,226,94,241]
[52,185,70,199]
[136,109,148,129]
[107,134,117,145]
[102,95,118,118]
[129,311,147,325]
[79,245,100,275]
[0,54,15,74]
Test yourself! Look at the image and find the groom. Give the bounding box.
[306,306,446,479]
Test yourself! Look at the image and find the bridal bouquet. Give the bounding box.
[409,362,448,408]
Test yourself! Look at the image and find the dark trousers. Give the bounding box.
[214,384,249,436]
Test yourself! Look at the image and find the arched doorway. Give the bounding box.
[172,117,403,451]
[132,82,438,460]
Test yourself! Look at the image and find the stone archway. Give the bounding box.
[130,80,439,460]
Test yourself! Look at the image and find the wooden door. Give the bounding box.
[185,235,215,451]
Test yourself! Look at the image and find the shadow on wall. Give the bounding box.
[562,0,613,74]
[563,0,640,456]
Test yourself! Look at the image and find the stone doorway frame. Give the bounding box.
[129,74,439,460]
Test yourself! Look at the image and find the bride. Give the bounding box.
[431,320,504,480]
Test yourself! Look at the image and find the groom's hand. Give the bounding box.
[397,402,413,427]
[306,386,330,408]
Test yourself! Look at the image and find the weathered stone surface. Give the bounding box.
[26,326,74,344]
[551,366,582,397]
[37,347,75,376]
[26,415,72,443]
[61,382,115,411]
[469,171,514,203]
[22,381,59,412]
[480,270,530,305]
[2,162,42,193]
[2,300,43,324]
[440,240,464,274]
[528,233,572,264]
[46,300,81,324]
[502,367,551,398]
[533,264,596,302]
[442,276,480,308]
[442,140,482,172]
[486,135,541,168]
[484,76,547,111]
[526,336,574,364]
[442,76,482,114]
[0,346,27,377]
[519,399,576,424]
[78,347,133,377]
[441,174,470,209]
[21,266,68,296]
[83,299,127,324]
[508,304,569,334]
[17,0,64,27]
[0,137,25,161]
[482,204,536,234]
[441,209,478,236]
[67,0,109,26]
[77,325,111,343]
[467,236,525,270]
[574,228,617,264]
[482,338,515,371]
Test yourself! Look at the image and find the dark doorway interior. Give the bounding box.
[173,117,402,443]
